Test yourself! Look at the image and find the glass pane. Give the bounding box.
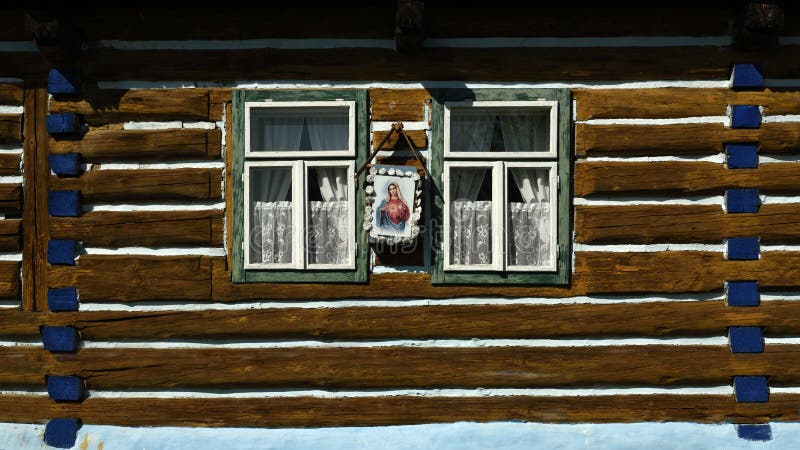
[248,166,293,265]
[306,166,351,265]
[449,107,550,152]
[449,167,493,266]
[507,166,552,268]
[249,106,350,152]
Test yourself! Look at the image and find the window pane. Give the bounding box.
[249,166,293,265]
[449,167,493,266]
[306,166,351,265]
[250,106,350,152]
[507,166,552,268]
[449,107,550,152]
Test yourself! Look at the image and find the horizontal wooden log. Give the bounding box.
[3,345,800,390]
[0,261,20,299]
[48,256,212,301]
[373,129,427,150]
[0,114,22,145]
[575,161,800,196]
[50,210,224,247]
[0,183,21,217]
[49,168,223,202]
[574,88,800,120]
[67,46,800,82]
[576,204,800,244]
[0,394,797,426]
[576,122,800,156]
[0,83,23,106]
[0,219,21,252]
[48,129,222,162]
[0,153,21,175]
[4,299,800,341]
[369,89,429,122]
[49,89,212,125]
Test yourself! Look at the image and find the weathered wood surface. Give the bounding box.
[3,299,800,341]
[369,89,429,122]
[48,129,222,161]
[50,210,224,247]
[575,204,800,244]
[576,123,800,156]
[0,153,20,175]
[0,114,22,145]
[0,84,23,106]
[46,252,800,302]
[373,129,428,150]
[0,394,796,426]
[574,88,800,120]
[0,261,21,299]
[0,219,21,252]
[0,183,21,216]
[49,89,212,124]
[2,345,798,389]
[50,168,223,202]
[575,161,800,196]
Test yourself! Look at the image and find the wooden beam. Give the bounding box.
[369,89,429,122]
[395,1,425,53]
[0,114,22,145]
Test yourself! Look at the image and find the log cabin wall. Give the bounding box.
[1,2,800,445]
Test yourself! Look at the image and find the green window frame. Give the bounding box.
[430,88,572,285]
[231,89,369,283]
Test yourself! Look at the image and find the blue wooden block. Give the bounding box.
[47,239,76,265]
[47,375,84,401]
[48,190,80,217]
[734,376,769,402]
[46,113,81,135]
[44,418,81,448]
[727,237,760,260]
[725,143,758,169]
[731,64,764,89]
[41,326,79,352]
[48,287,79,311]
[48,154,80,177]
[729,326,764,353]
[48,68,80,95]
[726,189,760,213]
[736,424,772,441]
[727,281,760,307]
[731,105,761,129]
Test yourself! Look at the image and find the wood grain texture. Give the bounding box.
[373,129,428,150]
[49,89,212,124]
[574,88,800,120]
[0,394,797,426]
[0,261,21,299]
[49,168,222,202]
[0,114,22,145]
[575,161,800,196]
[48,128,222,162]
[71,46,800,82]
[4,299,800,341]
[0,83,23,106]
[0,153,21,175]
[2,345,799,390]
[50,252,800,302]
[369,89,429,122]
[0,219,21,252]
[576,123,800,156]
[49,210,224,247]
[575,204,800,244]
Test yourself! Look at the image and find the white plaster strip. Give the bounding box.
[762,115,800,123]
[0,41,38,52]
[580,116,728,126]
[78,293,723,311]
[0,341,41,347]
[574,244,722,253]
[760,155,800,163]
[0,389,48,397]
[0,146,23,154]
[762,293,800,301]
[771,387,800,394]
[99,80,736,90]
[372,121,428,131]
[97,39,396,51]
[81,247,226,257]
[86,386,735,399]
[123,121,218,130]
[765,338,800,345]
[0,106,22,114]
[0,176,22,184]
[0,78,22,84]
[95,162,226,170]
[81,337,728,349]
[584,154,726,163]
[574,196,722,205]
[0,300,20,308]
[765,79,800,88]
[83,202,225,212]
[0,253,22,262]
[762,245,800,252]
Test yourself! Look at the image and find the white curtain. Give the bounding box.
[450,113,494,151]
[254,115,305,151]
[499,113,548,151]
[250,168,293,265]
[306,115,349,150]
[449,168,492,265]
[307,167,349,265]
[508,168,551,267]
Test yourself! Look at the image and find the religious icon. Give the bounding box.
[364,165,422,243]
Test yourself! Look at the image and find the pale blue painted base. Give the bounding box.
[2,422,799,450]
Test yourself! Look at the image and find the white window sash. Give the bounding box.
[443,100,558,159]
[244,100,356,158]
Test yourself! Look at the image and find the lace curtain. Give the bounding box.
[508,168,551,267]
[449,168,492,265]
[250,168,293,265]
[307,167,349,265]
